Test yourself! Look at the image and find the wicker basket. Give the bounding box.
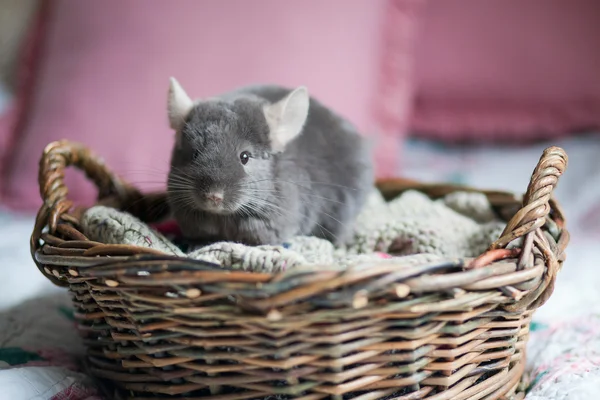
[32,140,569,400]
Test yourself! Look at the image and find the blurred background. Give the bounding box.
[0,0,600,353]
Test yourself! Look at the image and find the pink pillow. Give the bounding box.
[409,0,600,142]
[0,1,50,191]
[2,0,420,210]
[372,0,423,176]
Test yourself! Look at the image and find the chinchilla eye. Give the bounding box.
[240,151,251,165]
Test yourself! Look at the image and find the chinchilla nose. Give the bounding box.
[205,192,224,205]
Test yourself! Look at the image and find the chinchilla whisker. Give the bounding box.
[119,166,173,175]
[253,179,311,192]
[291,179,360,190]
[240,178,358,192]
[167,181,194,189]
[169,171,194,179]
[270,198,342,237]
[168,182,194,189]
[169,194,196,209]
[169,182,195,190]
[167,183,195,190]
[242,188,345,205]
[120,180,168,186]
[247,193,347,238]
[167,180,194,187]
[121,192,175,217]
[319,210,347,228]
[237,200,270,220]
[244,193,345,211]
[166,184,194,191]
[169,174,192,183]
[170,169,198,182]
[143,201,171,218]
[243,197,284,220]
[167,190,194,196]
[274,179,359,191]
[236,204,251,218]
[242,203,269,220]
[118,173,169,179]
[120,198,152,214]
[245,195,338,242]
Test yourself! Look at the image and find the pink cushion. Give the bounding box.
[372,0,423,177]
[2,0,419,209]
[409,0,600,142]
[0,106,18,180]
[0,2,49,191]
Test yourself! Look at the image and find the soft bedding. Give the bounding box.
[1,134,600,399]
[79,189,506,272]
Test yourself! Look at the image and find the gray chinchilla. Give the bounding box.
[166,77,374,246]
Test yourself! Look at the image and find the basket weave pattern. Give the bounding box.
[32,141,568,400]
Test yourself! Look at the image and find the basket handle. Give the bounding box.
[471,146,567,310]
[36,140,140,233]
[490,146,568,250]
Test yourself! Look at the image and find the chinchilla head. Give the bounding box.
[166,77,309,216]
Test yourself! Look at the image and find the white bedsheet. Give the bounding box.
[0,211,61,312]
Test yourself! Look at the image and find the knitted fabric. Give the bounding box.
[81,190,506,272]
[82,206,185,256]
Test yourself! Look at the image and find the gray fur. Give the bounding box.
[168,84,374,246]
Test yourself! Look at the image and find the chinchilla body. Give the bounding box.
[167,79,374,246]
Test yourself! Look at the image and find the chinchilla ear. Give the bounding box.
[263,86,309,152]
[167,77,194,131]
